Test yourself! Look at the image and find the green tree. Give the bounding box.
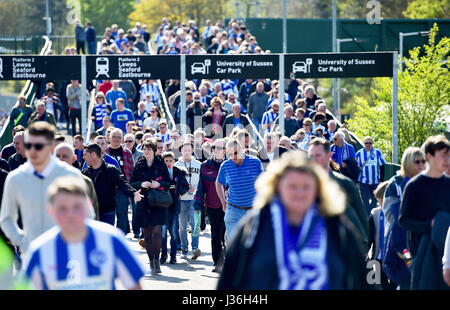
[403,0,450,19]
[347,24,450,162]
[129,0,230,34]
[78,0,135,35]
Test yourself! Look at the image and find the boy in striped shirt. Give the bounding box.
[21,177,145,290]
[356,136,386,215]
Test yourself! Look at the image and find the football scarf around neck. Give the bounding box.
[270,197,329,290]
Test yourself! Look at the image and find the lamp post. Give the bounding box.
[399,31,429,71]
[45,0,52,37]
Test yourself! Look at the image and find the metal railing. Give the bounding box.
[0,36,52,148]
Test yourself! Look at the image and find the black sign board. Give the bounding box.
[86,55,180,80]
[0,56,81,80]
[285,52,394,78]
[186,54,279,79]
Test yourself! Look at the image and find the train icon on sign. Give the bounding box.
[292,58,313,74]
[191,59,211,75]
[95,57,110,78]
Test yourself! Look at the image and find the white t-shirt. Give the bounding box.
[443,227,450,270]
[143,117,160,130]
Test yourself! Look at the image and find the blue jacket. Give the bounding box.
[85,27,96,42]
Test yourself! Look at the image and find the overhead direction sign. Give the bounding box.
[186,54,279,79]
[285,52,394,78]
[0,56,81,80]
[86,55,180,80]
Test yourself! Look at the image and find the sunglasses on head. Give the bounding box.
[415,159,426,164]
[24,142,51,151]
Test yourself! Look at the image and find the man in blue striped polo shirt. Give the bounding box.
[261,100,280,136]
[215,139,263,244]
[356,136,386,215]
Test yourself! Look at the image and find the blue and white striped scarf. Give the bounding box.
[270,198,329,290]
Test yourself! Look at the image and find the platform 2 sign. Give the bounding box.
[86,55,180,80]
[285,52,394,78]
[186,54,279,79]
[0,56,81,80]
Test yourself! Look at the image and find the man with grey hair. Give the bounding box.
[326,120,337,142]
[304,85,321,110]
[8,132,27,171]
[54,142,99,219]
[331,131,358,182]
[27,101,56,127]
[216,139,263,243]
[223,103,250,137]
[124,133,143,163]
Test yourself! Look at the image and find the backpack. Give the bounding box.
[382,182,411,288]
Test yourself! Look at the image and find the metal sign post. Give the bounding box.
[392,52,398,164]
[81,55,87,140]
[180,54,187,136]
[278,54,285,136]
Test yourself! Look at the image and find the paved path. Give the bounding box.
[118,211,220,290]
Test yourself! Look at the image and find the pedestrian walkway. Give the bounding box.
[116,210,219,290]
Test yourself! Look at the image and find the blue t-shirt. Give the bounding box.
[106,90,128,110]
[217,155,263,208]
[110,109,135,133]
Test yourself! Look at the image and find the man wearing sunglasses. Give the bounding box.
[0,122,83,254]
[356,136,386,215]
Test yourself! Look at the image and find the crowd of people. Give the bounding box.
[0,17,449,291]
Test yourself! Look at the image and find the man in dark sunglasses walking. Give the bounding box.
[0,122,84,256]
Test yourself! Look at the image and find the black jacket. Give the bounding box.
[129,156,171,210]
[202,107,228,138]
[186,102,208,133]
[8,153,27,171]
[222,114,250,137]
[217,205,371,290]
[168,166,189,213]
[82,161,136,214]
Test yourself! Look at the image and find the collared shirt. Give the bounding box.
[217,154,263,208]
[356,147,386,185]
[25,155,57,179]
[261,110,279,134]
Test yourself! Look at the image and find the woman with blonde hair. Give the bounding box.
[381,146,426,289]
[217,151,370,290]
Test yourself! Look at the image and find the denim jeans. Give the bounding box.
[115,190,130,234]
[224,204,250,245]
[87,41,97,54]
[99,211,115,226]
[162,203,180,257]
[179,200,199,251]
[360,183,379,216]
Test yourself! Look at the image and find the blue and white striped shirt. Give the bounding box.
[261,110,279,134]
[94,103,108,129]
[217,155,263,208]
[356,147,386,185]
[140,83,160,104]
[156,132,170,144]
[22,219,145,290]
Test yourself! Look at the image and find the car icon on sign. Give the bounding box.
[191,62,206,74]
[292,61,308,74]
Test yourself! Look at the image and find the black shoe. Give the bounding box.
[160,253,167,264]
[149,259,154,273]
[169,256,177,264]
[191,248,201,260]
[200,222,206,231]
[212,264,222,273]
[154,259,161,273]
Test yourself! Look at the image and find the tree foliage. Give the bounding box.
[347,24,449,162]
[129,0,230,33]
[403,0,450,19]
[77,0,135,35]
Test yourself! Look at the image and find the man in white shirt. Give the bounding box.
[0,122,83,254]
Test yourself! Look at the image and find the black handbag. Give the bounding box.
[147,189,173,208]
